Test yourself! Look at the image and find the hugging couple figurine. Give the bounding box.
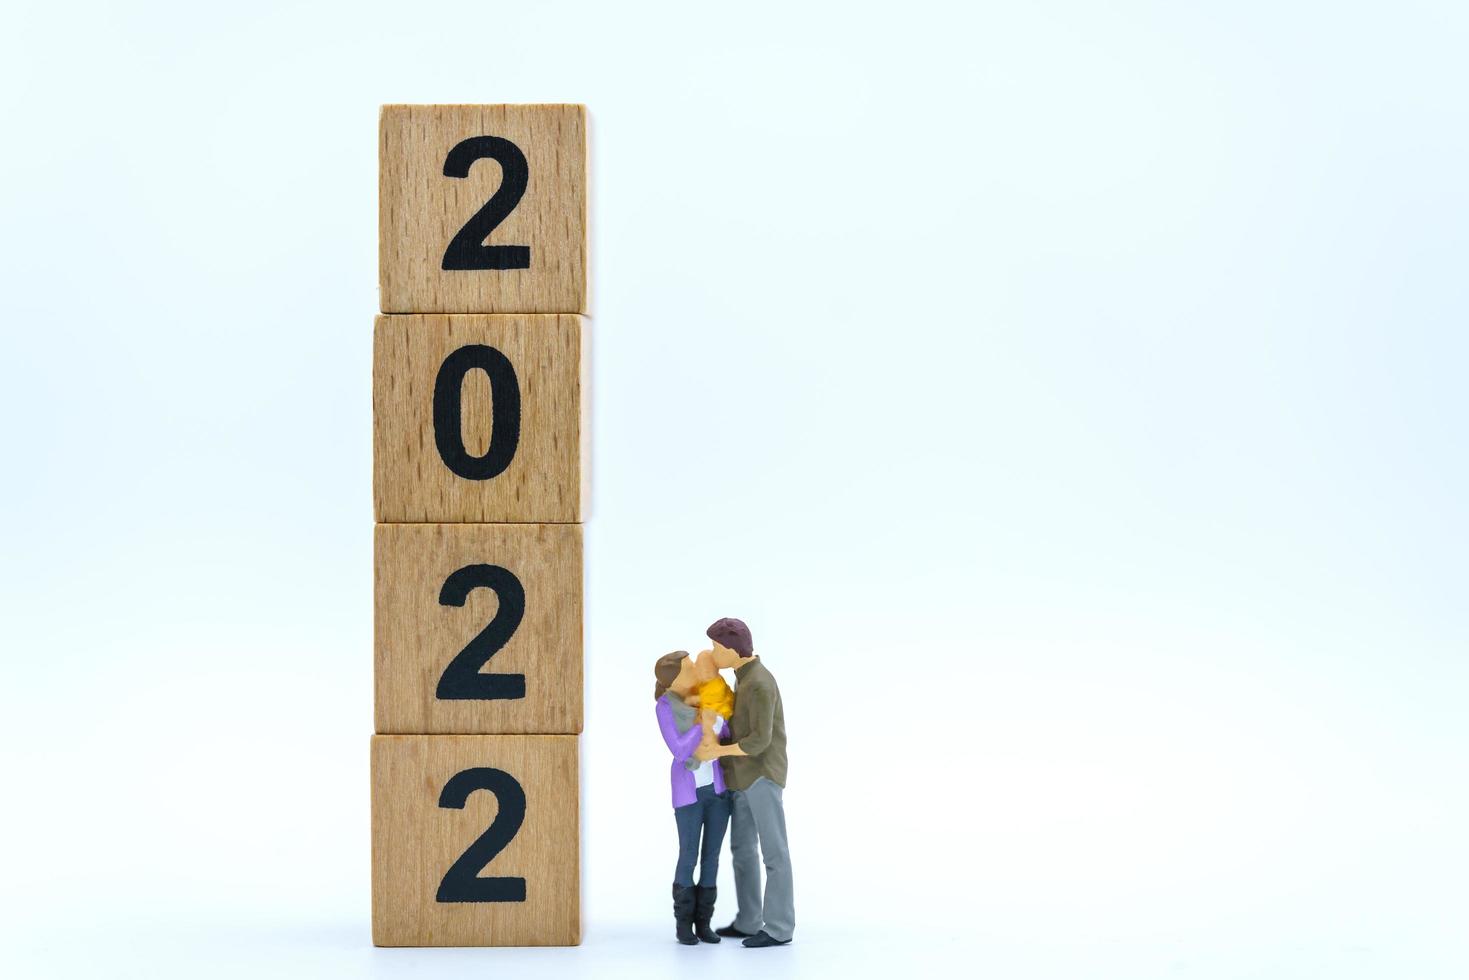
[653,617,792,948]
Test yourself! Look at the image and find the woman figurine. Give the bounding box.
[654,650,732,945]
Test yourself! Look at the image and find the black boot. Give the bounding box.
[672,884,698,945]
[693,886,720,943]
[715,920,756,939]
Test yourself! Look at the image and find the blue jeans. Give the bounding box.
[673,784,731,887]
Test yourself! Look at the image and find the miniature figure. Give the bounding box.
[654,650,732,945]
[694,617,793,948]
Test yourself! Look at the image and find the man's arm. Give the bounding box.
[696,687,772,761]
[696,737,745,761]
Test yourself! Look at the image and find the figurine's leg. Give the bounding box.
[745,778,794,943]
[672,802,702,944]
[698,788,731,887]
[694,788,731,942]
[673,802,701,887]
[727,788,764,934]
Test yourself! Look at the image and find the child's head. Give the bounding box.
[692,649,719,683]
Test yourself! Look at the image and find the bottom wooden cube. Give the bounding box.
[371,735,580,946]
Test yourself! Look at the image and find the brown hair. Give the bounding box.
[653,650,689,700]
[706,617,753,657]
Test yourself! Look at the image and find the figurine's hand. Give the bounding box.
[694,727,721,761]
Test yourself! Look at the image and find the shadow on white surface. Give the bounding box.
[5,914,1436,980]
[11,917,962,980]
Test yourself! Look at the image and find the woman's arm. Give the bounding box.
[656,699,702,762]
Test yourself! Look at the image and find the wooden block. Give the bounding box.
[372,735,580,946]
[380,104,587,314]
[373,314,587,523]
[375,523,582,735]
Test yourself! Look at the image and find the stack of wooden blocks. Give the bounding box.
[371,104,588,947]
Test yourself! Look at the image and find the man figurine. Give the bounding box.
[695,617,793,947]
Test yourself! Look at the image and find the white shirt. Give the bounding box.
[691,716,726,788]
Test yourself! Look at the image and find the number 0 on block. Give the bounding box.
[373,313,587,523]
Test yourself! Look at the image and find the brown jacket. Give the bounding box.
[724,657,787,790]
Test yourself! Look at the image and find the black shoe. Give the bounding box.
[742,930,791,947]
[715,921,756,939]
[693,886,720,943]
[672,884,698,945]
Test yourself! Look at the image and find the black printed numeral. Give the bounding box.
[441,136,531,271]
[432,344,521,481]
[436,767,528,904]
[436,564,526,701]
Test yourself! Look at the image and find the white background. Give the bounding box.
[1,1,1465,977]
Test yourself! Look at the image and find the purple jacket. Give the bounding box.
[657,697,726,808]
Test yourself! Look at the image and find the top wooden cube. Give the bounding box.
[380,105,587,314]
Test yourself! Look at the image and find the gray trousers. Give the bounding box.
[728,777,794,941]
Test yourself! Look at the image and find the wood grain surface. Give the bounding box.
[371,735,580,946]
[373,313,587,523]
[380,104,586,314]
[375,522,582,734]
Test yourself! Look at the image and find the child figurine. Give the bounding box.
[654,650,732,945]
[692,648,735,730]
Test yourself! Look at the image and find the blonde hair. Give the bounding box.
[697,676,735,720]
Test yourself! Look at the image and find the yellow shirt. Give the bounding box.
[696,677,735,720]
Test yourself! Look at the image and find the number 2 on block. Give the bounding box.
[436,564,527,701]
[441,135,532,271]
[436,767,527,903]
